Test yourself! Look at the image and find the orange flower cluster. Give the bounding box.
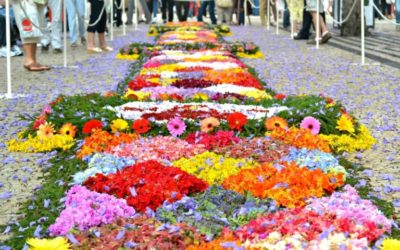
[268,127,331,153]
[186,230,259,250]
[203,70,263,89]
[76,130,138,158]
[222,162,344,208]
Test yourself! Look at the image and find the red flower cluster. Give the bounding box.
[128,76,159,90]
[235,208,385,242]
[274,93,287,100]
[185,131,241,150]
[82,119,103,134]
[227,112,247,131]
[84,160,208,212]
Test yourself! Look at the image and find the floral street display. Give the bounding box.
[2,22,399,250]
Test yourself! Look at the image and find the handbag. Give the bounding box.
[18,0,44,39]
[215,0,233,8]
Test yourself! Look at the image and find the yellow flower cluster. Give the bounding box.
[236,51,265,59]
[26,237,71,250]
[172,151,258,184]
[7,134,75,153]
[124,89,151,100]
[320,125,376,153]
[381,238,400,250]
[336,115,355,133]
[238,89,272,100]
[116,54,140,60]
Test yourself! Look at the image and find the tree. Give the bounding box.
[340,0,364,36]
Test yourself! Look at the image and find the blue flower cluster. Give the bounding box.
[156,186,277,240]
[281,147,347,176]
[72,153,135,184]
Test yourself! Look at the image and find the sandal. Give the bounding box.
[23,62,51,72]
[87,47,102,53]
[100,46,113,52]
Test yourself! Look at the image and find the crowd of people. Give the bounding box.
[0,0,399,71]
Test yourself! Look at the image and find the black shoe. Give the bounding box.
[41,44,50,52]
[53,48,62,54]
[293,35,308,40]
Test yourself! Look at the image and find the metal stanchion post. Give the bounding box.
[267,0,270,30]
[316,0,320,49]
[110,0,114,40]
[361,0,365,65]
[122,0,126,35]
[276,3,279,34]
[63,0,67,67]
[134,0,138,30]
[290,13,294,39]
[5,0,12,98]
[244,0,248,26]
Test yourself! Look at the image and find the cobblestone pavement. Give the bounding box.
[0,23,399,238]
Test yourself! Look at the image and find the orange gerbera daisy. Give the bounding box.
[82,119,103,134]
[227,112,247,131]
[265,116,288,131]
[200,117,220,133]
[37,122,55,138]
[58,123,77,138]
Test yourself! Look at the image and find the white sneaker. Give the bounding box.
[11,45,23,56]
[0,47,17,57]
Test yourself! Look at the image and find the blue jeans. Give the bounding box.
[0,7,16,26]
[396,0,400,23]
[283,0,290,28]
[66,0,86,43]
[153,0,158,18]
[197,0,217,24]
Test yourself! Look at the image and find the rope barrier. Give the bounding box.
[329,0,358,25]
[18,0,50,32]
[247,0,259,9]
[372,2,400,25]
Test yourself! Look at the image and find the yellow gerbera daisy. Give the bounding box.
[58,123,77,138]
[26,237,71,250]
[110,118,129,133]
[381,238,400,250]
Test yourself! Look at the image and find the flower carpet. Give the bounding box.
[1,22,400,249]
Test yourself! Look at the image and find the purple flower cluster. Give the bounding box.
[49,185,135,236]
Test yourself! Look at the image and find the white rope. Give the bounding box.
[372,2,400,25]
[329,0,358,25]
[87,2,106,27]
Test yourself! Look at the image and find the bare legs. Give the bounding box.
[23,43,50,70]
[87,31,111,52]
[310,11,328,38]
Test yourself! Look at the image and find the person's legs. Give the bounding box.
[217,7,223,24]
[23,43,37,66]
[98,32,107,48]
[127,0,135,24]
[48,0,63,50]
[183,2,190,21]
[283,0,290,28]
[87,31,96,49]
[260,0,266,25]
[67,0,78,44]
[76,0,86,42]
[152,0,158,18]
[167,0,174,21]
[176,1,183,21]
[396,0,400,23]
[208,0,217,24]
[197,1,206,21]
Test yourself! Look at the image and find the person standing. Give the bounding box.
[11,0,51,70]
[215,0,232,24]
[305,0,331,44]
[197,0,217,24]
[66,0,86,47]
[161,0,174,22]
[175,0,190,21]
[86,0,112,53]
[41,0,62,53]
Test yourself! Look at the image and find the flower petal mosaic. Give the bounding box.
[2,22,398,249]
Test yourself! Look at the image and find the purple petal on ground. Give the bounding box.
[0,191,12,200]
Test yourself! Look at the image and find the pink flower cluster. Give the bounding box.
[49,185,135,236]
[106,136,207,162]
[306,185,392,233]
